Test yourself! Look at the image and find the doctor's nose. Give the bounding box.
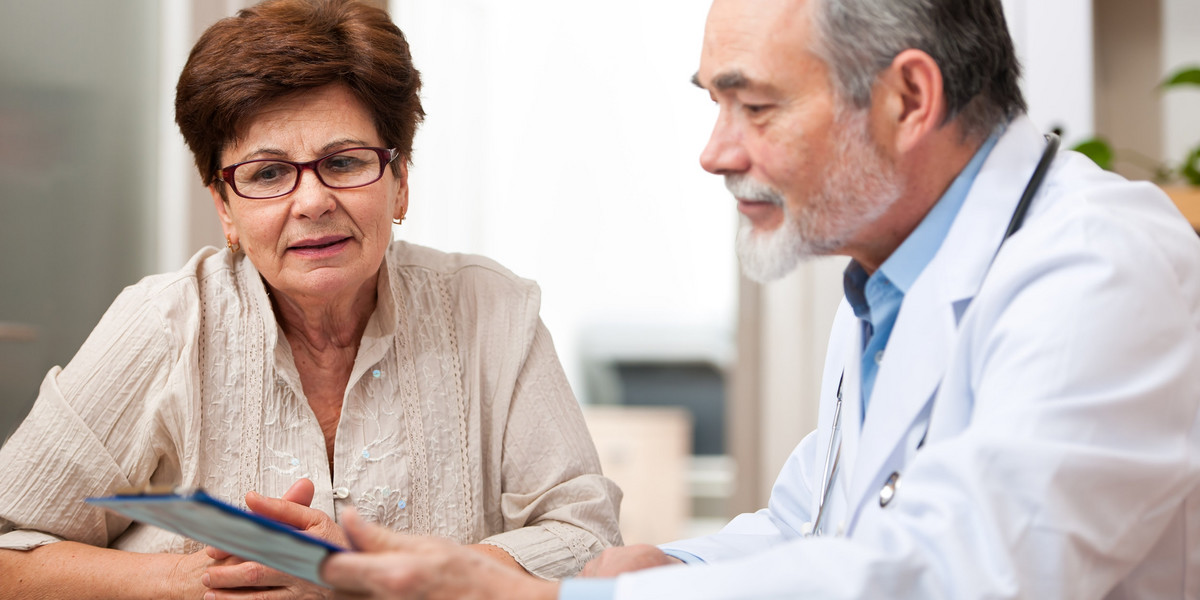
[700,114,749,176]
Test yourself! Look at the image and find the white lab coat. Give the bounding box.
[620,117,1200,599]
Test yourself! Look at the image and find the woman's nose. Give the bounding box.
[289,168,337,219]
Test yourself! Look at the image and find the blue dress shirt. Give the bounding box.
[559,578,618,600]
[557,131,1002,600]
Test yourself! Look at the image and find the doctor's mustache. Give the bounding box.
[726,174,784,206]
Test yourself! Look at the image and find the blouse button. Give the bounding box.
[332,487,350,500]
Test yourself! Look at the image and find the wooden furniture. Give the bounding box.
[1164,185,1200,232]
[583,405,691,545]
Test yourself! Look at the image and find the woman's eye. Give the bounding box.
[326,156,368,172]
[251,164,288,182]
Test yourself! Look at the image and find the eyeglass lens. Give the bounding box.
[232,148,386,199]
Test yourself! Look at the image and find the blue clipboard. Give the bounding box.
[87,489,344,586]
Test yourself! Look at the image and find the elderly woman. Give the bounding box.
[0,0,621,597]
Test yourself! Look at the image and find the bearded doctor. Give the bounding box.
[320,0,1200,598]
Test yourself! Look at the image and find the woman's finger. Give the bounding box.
[280,478,316,507]
[245,491,325,530]
[204,584,325,600]
[204,560,292,590]
[206,545,233,560]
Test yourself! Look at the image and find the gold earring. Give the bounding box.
[393,212,406,225]
[226,235,241,253]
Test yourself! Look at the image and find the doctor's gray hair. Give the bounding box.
[810,0,1027,141]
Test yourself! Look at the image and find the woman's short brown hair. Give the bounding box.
[175,0,424,186]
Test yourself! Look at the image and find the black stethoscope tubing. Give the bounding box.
[1002,133,1061,244]
[808,132,1061,537]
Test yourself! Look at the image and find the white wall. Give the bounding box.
[391,0,738,397]
[1163,0,1200,165]
[1002,0,1095,142]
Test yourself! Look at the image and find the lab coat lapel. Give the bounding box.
[937,116,1052,309]
[842,116,1052,528]
[844,275,954,524]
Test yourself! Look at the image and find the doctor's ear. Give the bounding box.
[872,48,946,155]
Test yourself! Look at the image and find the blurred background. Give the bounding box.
[1,0,1197,545]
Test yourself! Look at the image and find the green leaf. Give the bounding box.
[1072,138,1115,171]
[1161,66,1200,90]
[1182,144,1200,187]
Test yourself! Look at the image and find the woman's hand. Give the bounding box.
[161,547,220,600]
[201,479,347,599]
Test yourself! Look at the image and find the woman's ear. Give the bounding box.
[871,48,946,155]
[209,184,237,241]
[392,161,410,223]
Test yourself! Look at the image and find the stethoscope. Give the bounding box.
[806,132,1061,538]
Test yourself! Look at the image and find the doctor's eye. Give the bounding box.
[742,103,774,117]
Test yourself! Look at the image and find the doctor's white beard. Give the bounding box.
[733,108,904,283]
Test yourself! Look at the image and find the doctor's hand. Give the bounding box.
[579,544,683,578]
[202,478,345,599]
[321,509,558,600]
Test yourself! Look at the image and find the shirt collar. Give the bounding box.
[877,129,1002,294]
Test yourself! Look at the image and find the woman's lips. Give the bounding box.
[287,235,351,258]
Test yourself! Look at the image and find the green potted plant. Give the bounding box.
[1073,65,1200,229]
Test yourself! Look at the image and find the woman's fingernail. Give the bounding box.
[201,573,210,586]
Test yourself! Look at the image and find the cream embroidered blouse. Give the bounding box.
[0,242,622,579]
